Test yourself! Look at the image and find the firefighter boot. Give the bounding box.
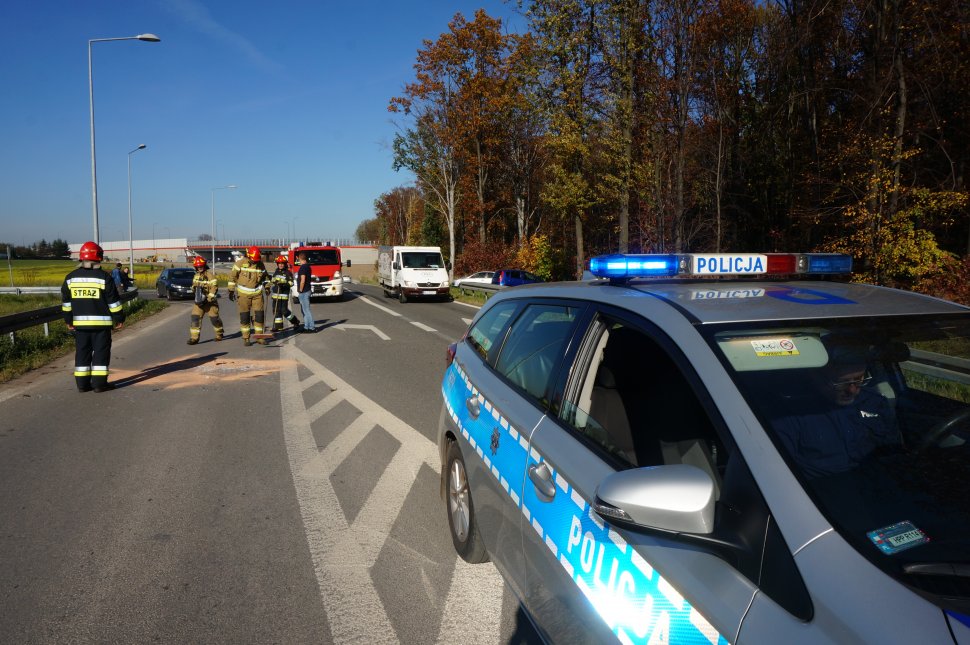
[187,338,198,345]
[243,336,252,347]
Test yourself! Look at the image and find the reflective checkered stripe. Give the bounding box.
[443,361,728,645]
[66,277,106,287]
[72,314,114,327]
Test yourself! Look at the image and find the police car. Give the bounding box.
[437,252,970,644]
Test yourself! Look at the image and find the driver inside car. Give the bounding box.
[773,346,900,479]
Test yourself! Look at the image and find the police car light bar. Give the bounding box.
[589,252,852,281]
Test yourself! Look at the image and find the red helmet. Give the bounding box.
[275,255,288,266]
[246,246,261,261]
[193,256,208,269]
[79,241,103,262]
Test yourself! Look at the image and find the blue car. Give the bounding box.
[491,269,543,287]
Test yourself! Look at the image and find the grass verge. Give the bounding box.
[0,298,168,384]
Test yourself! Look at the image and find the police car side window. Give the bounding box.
[494,304,579,405]
[466,301,518,362]
[560,313,814,619]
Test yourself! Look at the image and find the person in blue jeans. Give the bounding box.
[296,251,315,332]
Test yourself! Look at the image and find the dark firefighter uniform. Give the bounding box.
[227,246,269,346]
[188,256,224,344]
[270,257,300,331]
[60,242,125,392]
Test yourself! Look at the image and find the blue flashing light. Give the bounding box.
[801,254,853,274]
[589,254,679,279]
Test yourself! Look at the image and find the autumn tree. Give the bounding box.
[374,186,424,245]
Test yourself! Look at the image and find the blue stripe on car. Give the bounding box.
[443,362,728,645]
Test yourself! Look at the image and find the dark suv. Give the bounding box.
[490,269,542,287]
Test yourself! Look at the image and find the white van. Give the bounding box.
[377,245,451,303]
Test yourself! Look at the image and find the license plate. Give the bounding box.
[422,290,437,295]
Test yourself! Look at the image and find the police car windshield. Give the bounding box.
[705,315,970,610]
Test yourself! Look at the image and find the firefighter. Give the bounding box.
[269,255,301,332]
[227,245,269,346]
[188,255,224,344]
[60,241,125,393]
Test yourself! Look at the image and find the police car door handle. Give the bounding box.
[528,463,556,501]
[465,397,481,419]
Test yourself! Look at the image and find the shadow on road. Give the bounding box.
[316,318,346,332]
[112,352,228,389]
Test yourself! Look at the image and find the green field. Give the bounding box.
[3,258,165,291]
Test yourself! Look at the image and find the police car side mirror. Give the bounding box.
[593,464,715,534]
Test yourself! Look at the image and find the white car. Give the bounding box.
[454,271,494,288]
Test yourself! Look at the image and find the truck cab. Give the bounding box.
[288,244,350,301]
[377,245,451,303]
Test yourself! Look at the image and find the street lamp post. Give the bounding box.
[89,33,160,243]
[127,144,146,274]
[211,185,237,264]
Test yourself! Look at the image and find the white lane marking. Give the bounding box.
[336,323,390,340]
[279,344,503,644]
[461,318,473,326]
[357,295,402,317]
[305,390,344,422]
[302,414,376,477]
[411,321,437,332]
[452,300,481,310]
[280,349,395,643]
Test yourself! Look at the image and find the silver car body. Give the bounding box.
[454,271,495,288]
[438,273,970,644]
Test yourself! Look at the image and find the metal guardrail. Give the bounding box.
[453,282,502,298]
[0,286,61,295]
[903,349,970,386]
[0,289,140,343]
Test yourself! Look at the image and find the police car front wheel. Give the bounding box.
[446,440,488,564]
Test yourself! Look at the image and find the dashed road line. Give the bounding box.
[411,321,437,332]
[279,343,504,644]
[357,295,402,317]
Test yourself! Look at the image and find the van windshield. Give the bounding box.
[302,250,339,265]
[401,252,444,269]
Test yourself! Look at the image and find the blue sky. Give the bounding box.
[0,0,524,247]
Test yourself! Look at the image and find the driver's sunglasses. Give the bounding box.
[830,374,872,390]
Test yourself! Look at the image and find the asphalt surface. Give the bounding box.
[0,285,540,644]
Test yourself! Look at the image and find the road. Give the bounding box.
[0,284,540,644]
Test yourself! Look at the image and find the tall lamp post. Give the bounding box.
[211,185,237,264]
[89,33,160,243]
[127,144,146,274]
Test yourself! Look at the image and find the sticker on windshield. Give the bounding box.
[867,521,930,555]
[750,338,799,357]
